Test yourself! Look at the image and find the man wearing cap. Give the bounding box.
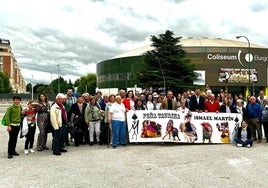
[50,93,68,155]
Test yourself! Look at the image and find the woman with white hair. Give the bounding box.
[108,95,126,149]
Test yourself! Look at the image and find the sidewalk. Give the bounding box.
[0,121,268,188]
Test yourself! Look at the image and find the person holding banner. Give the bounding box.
[189,88,205,112]
[177,99,190,114]
[108,95,126,149]
[205,94,220,112]
[220,97,236,113]
[160,91,177,110]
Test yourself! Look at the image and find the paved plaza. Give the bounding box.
[0,103,268,188]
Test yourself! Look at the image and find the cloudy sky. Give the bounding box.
[1,0,267,84]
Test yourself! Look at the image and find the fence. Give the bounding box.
[0,93,57,103]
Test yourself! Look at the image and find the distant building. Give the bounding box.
[97,37,268,96]
[0,38,26,93]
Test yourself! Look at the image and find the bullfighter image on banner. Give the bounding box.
[127,110,242,144]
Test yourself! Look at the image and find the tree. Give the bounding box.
[36,85,54,95]
[77,73,96,94]
[138,30,197,93]
[0,72,12,93]
[50,76,71,93]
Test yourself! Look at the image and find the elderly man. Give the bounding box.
[189,88,205,112]
[205,94,220,112]
[160,90,177,110]
[50,93,68,155]
[247,96,262,143]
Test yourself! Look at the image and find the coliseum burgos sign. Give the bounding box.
[207,50,268,65]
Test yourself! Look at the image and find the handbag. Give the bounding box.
[20,116,28,138]
[45,115,54,133]
[1,113,7,126]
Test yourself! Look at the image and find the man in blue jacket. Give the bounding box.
[247,96,262,143]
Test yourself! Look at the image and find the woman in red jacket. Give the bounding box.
[123,90,135,111]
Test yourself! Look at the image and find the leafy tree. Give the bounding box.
[138,30,197,93]
[26,83,32,92]
[36,85,54,95]
[0,72,12,93]
[77,73,96,95]
[74,79,80,87]
[50,76,71,93]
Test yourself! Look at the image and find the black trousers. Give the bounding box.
[262,121,268,142]
[25,124,36,149]
[8,125,20,155]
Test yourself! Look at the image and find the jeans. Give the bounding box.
[112,120,126,146]
[89,120,101,142]
[234,137,253,146]
[52,127,64,152]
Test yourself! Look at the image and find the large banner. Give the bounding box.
[127,110,242,144]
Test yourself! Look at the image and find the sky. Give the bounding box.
[1,0,267,85]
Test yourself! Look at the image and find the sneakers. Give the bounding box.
[246,144,251,148]
[237,143,242,147]
[25,149,35,155]
[24,150,29,155]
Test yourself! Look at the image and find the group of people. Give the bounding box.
[4,87,268,158]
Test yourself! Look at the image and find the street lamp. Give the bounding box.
[236,35,252,96]
[57,64,60,93]
[157,58,166,94]
[31,75,34,100]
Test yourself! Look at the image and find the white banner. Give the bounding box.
[127,110,242,144]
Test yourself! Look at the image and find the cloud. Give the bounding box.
[1,0,268,85]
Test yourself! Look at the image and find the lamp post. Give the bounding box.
[57,64,60,93]
[236,35,252,96]
[157,58,166,94]
[31,75,34,100]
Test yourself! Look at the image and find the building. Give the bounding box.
[0,38,26,93]
[96,37,268,96]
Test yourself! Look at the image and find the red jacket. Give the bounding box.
[205,100,220,112]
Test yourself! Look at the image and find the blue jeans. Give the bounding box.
[234,137,253,146]
[112,120,126,146]
[52,127,64,152]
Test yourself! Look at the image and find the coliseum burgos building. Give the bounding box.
[96,37,268,96]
